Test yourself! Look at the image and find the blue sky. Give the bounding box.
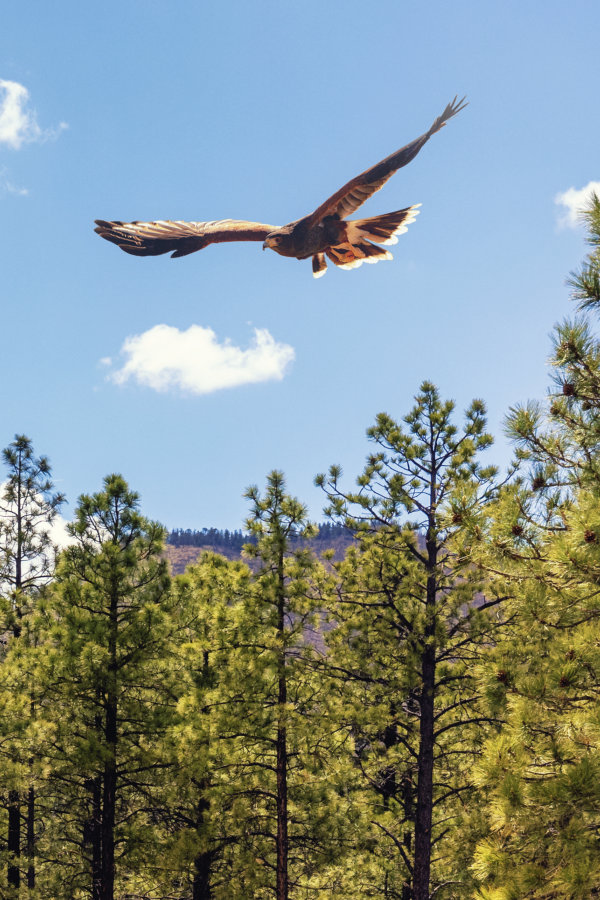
[1,1,599,531]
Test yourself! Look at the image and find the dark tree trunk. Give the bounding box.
[191,793,213,900]
[26,783,35,889]
[7,789,20,890]
[26,696,36,891]
[8,474,23,890]
[276,699,289,900]
[412,643,435,900]
[101,714,117,900]
[192,849,213,900]
[275,552,289,900]
[412,515,438,900]
[101,589,118,900]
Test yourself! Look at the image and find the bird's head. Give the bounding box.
[262,232,279,252]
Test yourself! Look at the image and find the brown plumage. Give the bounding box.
[95,97,466,278]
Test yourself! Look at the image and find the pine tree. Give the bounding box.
[317,383,507,899]
[0,434,64,895]
[168,472,350,898]
[35,475,173,900]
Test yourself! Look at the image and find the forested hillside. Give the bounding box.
[0,197,599,899]
[165,523,354,573]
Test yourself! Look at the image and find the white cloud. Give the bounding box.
[555,181,600,228]
[0,79,67,150]
[108,324,295,395]
[49,513,74,550]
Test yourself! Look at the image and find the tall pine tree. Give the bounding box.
[35,475,173,900]
[317,383,507,899]
[169,472,349,898]
[0,434,64,895]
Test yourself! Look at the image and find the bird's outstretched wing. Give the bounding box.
[305,96,468,226]
[94,218,278,258]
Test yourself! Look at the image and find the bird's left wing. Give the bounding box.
[94,218,278,258]
[305,96,467,226]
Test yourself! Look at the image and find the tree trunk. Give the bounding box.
[26,695,36,891]
[26,783,35,889]
[276,702,289,900]
[412,517,438,900]
[275,550,289,900]
[7,789,20,890]
[412,643,435,900]
[8,464,23,890]
[191,792,213,900]
[101,588,118,900]
[101,705,117,900]
[192,850,213,900]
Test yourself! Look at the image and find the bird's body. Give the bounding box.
[95,97,466,278]
[264,215,359,259]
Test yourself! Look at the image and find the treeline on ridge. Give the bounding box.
[167,521,353,553]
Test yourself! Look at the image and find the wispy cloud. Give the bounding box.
[0,166,28,196]
[0,79,67,150]
[108,324,295,395]
[555,181,600,228]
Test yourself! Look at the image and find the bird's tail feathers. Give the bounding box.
[325,240,393,270]
[346,205,421,247]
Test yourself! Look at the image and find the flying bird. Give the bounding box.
[95,96,467,278]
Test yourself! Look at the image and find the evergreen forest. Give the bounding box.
[167,523,353,557]
[1,198,600,899]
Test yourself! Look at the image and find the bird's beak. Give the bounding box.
[262,240,268,251]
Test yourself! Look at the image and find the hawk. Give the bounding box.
[95,97,466,278]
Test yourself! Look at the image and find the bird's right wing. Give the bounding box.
[305,96,468,225]
[94,218,278,258]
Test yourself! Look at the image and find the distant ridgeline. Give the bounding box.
[167,522,353,556]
